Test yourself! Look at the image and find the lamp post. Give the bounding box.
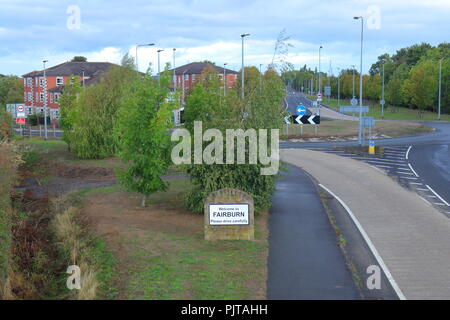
[241,33,250,99]
[43,60,48,140]
[223,63,227,96]
[381,62,385,119]
[354,16,364,145]
[182,69,188,104]
[173,48,176,92]
[337,67,341,108]
[351,64,355,99]
[438,58,442,121]
[135,43,154,72]
[259,63,263,95]
[318,45,323,116]
[157,49,164,84]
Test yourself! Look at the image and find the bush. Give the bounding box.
[0,109,13,142]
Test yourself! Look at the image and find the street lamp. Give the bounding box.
[381,62,385,119]
[318,45,323,116]
[337,67,341,108]
[354,16,364,145]
[135,43,154,72]
[43,60,48,140]
[438,58,443,121]
[259,63,263,95]
[351,64,356,99]
[173,48,176,92]
[157,49,164,84]
[241,33,250,99]
[223,63,227,96]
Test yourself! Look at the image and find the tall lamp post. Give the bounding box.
[157,49,164,84]
[318,45,323,116]
[354,16,364,145]
[223,63,227,96]
[241,33,250,99]
[135,43,154,72]
[337,67,341,108]
[351,64,356,99]
[173,48,176,92]
[381,62,385,119]
[438,58,442,121]
[43,60,48,140]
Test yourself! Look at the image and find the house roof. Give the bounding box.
[22,62,116,78]
[166,62,238,75]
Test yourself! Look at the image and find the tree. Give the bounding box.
[60,60,136,159]
[71,56,87,62]
[0,76,24,106]
[183,65,284,214]
[402,59,438,116]
[114,70,174,206]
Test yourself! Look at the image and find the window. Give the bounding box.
[28,92,32,101]
[192,74,196,81]
[50,93,53,103]
[40,92,45,102]
[54,93,60,103]
[36,92,38,103]
[35,78,38,87]
[27,78,32,87]
[56,77,64,86]
[40,77,45,87]
[28,108,32,115]
[24,78,26,86]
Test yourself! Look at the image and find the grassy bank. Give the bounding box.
[307,95,450,122]
[281,120,432,139]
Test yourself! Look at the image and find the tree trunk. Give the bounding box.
[141,195,147,207]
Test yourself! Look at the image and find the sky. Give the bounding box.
[1,0,450,76]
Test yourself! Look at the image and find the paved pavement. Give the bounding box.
[267,163,359,300]
[281,149,450,300]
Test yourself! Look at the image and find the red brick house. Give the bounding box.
[22,62,114,125]
[167,62,238,99]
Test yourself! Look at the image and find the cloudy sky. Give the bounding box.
[1,0,449,76]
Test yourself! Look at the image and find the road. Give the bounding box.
[268,163,359,300]
[282,149,450,299]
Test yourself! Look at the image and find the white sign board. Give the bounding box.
[209,204,249,226]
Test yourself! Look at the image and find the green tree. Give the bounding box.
[0,76,24,106]
[60,63,136,159]
[115,71,174,206]
[402,59,438,116]
[71,56,87,62]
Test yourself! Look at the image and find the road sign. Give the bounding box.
[380,99,385,105]
[296,105,306,116]
[16,104,25,118]
[324,86,331,96]
[351,98,358,106]
[362,116,375,128]
[340,106,369,114]
[291,115,320,125]
[15,118,25,125]
[317,93,322,101]
[284,115,291,124]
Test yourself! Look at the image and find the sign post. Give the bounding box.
[204,188,254,241]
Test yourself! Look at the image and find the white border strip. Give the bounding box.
[408,163,419,178]
[319,184,407,300]
[406,146,412,160]
[426,185,450,206]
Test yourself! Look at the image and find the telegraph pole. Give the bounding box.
[43,60,48,140]
[381,62,385,119]
[354,16,364,145]
[241,33,250,99]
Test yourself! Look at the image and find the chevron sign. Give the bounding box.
[291,115,320,125]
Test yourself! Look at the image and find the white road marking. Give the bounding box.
[397,167,411,171]
[420,196,432,206]
[398,172,414,175]
[434,203,446,206]
[402,177,418,180]
[425,195,437,198]
[409,182,423,185]
[426,185,450,206]
[416,188,429,191]
[407,163,419,178]
[319,184,407,300]
[406,146,412,160]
